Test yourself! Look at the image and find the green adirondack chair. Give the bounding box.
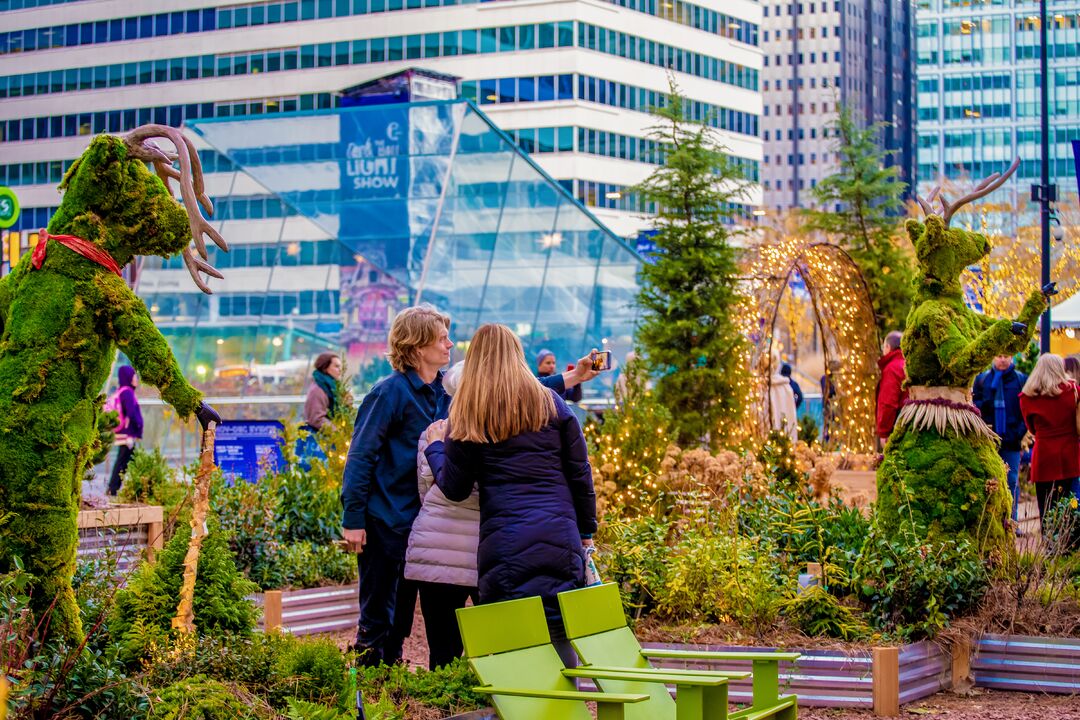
[457,596,737,720]
[558,583,801,720]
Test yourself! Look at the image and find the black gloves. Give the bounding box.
[1043,281,1059,297]
[195,401,221,429]
[1010,322,1027,336]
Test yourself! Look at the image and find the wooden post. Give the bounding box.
[872,646,900,716]
[263,590,283,632]
[146,520,164,563]
[172,426,216,635]
[951,636,973,692]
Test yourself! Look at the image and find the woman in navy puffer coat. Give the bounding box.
[424,324,597,664]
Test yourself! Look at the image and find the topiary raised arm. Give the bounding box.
[0,125,227,643]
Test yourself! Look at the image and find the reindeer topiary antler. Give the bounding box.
[916,157,1021,226]
[123,124,228,293]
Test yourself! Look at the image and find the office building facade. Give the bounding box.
[915,0,1080,223]
[761,0,917,210]
[0,0,763,239]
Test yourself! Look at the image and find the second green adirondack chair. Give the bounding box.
[558,583,801,720]
[457,595,740,720]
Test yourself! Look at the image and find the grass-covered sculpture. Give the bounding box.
[874,159,1050,558]
[0,125,226,643]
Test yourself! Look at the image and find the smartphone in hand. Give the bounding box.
[591,350,612,371]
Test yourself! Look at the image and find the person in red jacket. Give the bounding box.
[1019,353,1080,517]
[876,331,908,446]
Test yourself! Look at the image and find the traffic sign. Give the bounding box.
[0,187,19,229]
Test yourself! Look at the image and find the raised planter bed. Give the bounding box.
[972,634,1080,695]
[254,582,359,636]
[637,640,951,716]
[76,504,164,573]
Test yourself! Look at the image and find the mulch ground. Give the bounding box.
[801,689,1080,719]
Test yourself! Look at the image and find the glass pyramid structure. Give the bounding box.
[137,99,641,398]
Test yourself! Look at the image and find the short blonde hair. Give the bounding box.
[1022,353,1068,397]
[449,324,556,443]
[386,304,450,373]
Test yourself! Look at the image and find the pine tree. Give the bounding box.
[632,82,751,449]
[805,103,915,335]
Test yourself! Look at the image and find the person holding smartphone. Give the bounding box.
[536,349,583,403]
[425,325,597,667]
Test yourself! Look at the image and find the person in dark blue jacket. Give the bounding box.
[781,362,803,409]
[341,308,598,667]
[425,324,597,667]
[537,349,583,403]
[973,354,1028,523]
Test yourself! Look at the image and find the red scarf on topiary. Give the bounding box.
[31,228,122,277]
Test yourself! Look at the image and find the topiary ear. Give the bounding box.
[914,215,948,265]
[905,218,923,245]
[58,157,82,191]
[60,136,127,211]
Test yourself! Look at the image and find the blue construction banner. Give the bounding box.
[213,420,285,483]
[1073,140,1080,197]
[339,106,410,273]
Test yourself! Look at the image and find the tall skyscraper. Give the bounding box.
[915,1,1080,220]
[0,0,763,239]
[761,0,917,210]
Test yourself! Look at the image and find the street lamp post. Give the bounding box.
[1034,0,1055,353]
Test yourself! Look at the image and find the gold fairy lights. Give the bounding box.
[741,231,879,454]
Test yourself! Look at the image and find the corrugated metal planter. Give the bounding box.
[76,504,164,573]
[972,634,1080,695]
[254,582,359,636]
[638,640,952,716]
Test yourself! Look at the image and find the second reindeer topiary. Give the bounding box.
[0,125,227,644]
[875,159,1051,559]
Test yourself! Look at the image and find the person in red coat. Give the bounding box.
[1019,353,1080,516]
[876,331,908,446]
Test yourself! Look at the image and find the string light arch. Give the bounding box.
[742,236,879,455]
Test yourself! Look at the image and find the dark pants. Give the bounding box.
[1000,449,1022,522]
[355,518,417,667]
[1036,478,1077,518]
[417,581,478,669]
[107,443,135,496]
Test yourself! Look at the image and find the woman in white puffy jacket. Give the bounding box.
[404,361,480,669]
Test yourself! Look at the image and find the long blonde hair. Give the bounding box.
[1022,353,1069,397]
[449,324,556,443]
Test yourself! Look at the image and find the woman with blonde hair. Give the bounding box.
[425,324,597,666]
[1019,353,1080,517]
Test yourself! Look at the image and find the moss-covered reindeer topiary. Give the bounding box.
[0,125,227,643]
[874,158,1054,559]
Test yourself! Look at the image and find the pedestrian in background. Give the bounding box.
[769,352,798,442]
[304,351,343,430]
[1019,354,1080,518]
[781,362,803,409]
[876,331,907,447]
[536,349,583,403]
[1064,355,1080,383]
[974,354,1028,523]
[106,366,143,496]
